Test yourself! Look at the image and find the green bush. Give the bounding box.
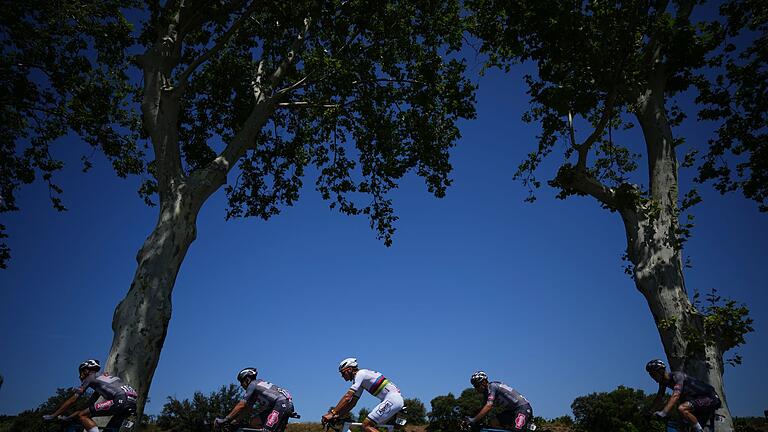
[155,384,242,431]
[571,386,663,432]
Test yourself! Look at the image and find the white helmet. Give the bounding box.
[338,357,358,372]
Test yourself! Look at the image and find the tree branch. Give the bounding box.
[146,0,161,29]
[176,1,259,86]
[350,78,425,86]
[268,17,312,90]
[277,101,339,108]
[575,89,618,170]
[189,12,314,199]
[274,27,362,98]
[555,166,619,209]
[275,72,315,96]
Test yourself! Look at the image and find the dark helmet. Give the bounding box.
[470,371,488,386]
[79,359,101,373]
[237,367,258,383]
[645,359,666,373]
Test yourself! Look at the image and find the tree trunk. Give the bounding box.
[617,85,734,431]
[104,182,202,429]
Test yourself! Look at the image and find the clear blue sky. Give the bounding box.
[0,61,766,420]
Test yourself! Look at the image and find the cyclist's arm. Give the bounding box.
[471,402,494,423]
[331,390,359,416]
[223,400,249,423]
[651,384,666,408]
[660,374,684,414]
[662,389,681,414]
[50,392,81,417]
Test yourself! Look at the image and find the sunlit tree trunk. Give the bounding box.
[105,182,200,424]
[617,80,733,431]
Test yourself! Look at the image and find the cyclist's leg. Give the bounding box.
[495,409,515,428]
[73,406,99,431]
[686,395,721,431]
[678,402,702,430]
[696,397,720,431]
[363,394,404,432]
[262,399,294,432]
[510,406,533,431]
[83,397,134,432]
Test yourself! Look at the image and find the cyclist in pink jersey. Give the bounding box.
[42,359,137,432]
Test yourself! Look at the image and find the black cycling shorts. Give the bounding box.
[496,404,533,431]
[88,392,137,427]
[259,397,295,432]
[687,395,721,422]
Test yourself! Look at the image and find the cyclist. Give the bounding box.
[214,367,294,432]
[322,358,404,432]
[646,359,721,432]
[466,371,533,431]
[42,359,137,432]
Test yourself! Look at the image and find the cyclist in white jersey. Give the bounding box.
[322,358,404,432]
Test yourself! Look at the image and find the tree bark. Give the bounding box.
[104,181,204,429]
[100,20,281,428]
[616,83,734,431]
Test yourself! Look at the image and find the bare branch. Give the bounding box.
[275,73,314,96]
[277,101,339,108]
[251,60,266,99]
[575,89,618,170]
[351,78,425,86]
[161,0,181,16]
[274,27,362,98]
[268,17,313,89]
[146,0,161,28]
[277,101,354,109]
[555,166,619,210]
[176,1,259,86]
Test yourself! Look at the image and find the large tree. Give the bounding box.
[466,0,758,430]
[1,0,475,424]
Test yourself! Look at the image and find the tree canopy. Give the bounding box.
[0,0,144,268]
[465,0,766,212]
[0,0,476,268]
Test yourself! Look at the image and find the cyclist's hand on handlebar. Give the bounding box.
[213,417,229,430]
[321,412,337,424]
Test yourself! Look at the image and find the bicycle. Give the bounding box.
[323,406,408,432]
[460,421,537,432]
[659,412,723,432]
[214,411,301,432]
[54,415,135,432]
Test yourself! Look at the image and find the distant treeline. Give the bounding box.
[1,385,765,432]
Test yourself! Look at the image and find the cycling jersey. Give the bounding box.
[662,372,718,400]
[75,373,137,400]
[485,382,530,410]
[244,379,293,411]
[349,369,400,401]
[350,369,404,425]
